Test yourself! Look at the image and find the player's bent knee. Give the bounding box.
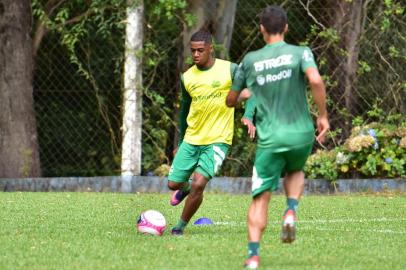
[191,182,206,193]
[167,181,183,190]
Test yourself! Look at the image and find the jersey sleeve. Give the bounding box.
[230,62,239,81]
[301,47,318,72]
[231,60,247,92]
[243,94,256,121]
[178,74,191,145]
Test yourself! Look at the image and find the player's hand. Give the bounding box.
[316,115,329,144]
[241,118,256,139]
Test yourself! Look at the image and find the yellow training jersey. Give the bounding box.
[182,59,235,145]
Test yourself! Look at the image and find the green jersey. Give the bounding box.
[232,41,317,151]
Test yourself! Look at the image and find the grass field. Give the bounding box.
[1,192,406,270]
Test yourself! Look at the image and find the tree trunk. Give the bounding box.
[121,0,143,176]
[212,0,238,59]
[0,0,41,177]
[328,0,364,116]
[179,0,238,71]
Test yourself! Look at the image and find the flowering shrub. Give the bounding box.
[305,149,338,181]
[305,116,406,181]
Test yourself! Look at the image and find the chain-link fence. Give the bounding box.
[32,0,405,177]
[34,29,124,176]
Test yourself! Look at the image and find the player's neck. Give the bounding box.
[197,57,215,70]
[264,34,284,45]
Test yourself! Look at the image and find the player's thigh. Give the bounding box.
[168,142,199,182]
[283,143,313,173]
[196,143,230,180]
[252,147,286,197]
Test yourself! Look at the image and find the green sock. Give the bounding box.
[285,198,299,214]
[174,219,188,230]
[248,242,260,258]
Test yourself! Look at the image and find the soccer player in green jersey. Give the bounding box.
[226,5,330,269]
[167,30,252,235]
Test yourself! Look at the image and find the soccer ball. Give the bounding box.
[137,210,166,236]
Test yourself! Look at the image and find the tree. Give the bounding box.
[327,0,366,117]
[121,0,144,176]
[178,0,238,70]
[0,0,41,177]
[299,0,369,137]
[32,0,95,58]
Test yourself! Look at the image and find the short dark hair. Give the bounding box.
[190,30,212,44]
[260,5,287,35]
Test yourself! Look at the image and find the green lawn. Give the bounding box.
[1,192,405,270]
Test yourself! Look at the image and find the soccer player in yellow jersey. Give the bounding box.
[167,30,250,235]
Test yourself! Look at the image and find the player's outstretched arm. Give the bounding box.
[226,90,239,107]
[226,88,250,107]
[238,88,251,102]
[305,67,330,144]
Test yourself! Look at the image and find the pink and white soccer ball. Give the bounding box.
[137,210,166,236]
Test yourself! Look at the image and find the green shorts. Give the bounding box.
[251,143,313,197]
[168,141,230,183]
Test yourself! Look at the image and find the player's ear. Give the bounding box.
[260,24,266,34]
[284,24,288,34]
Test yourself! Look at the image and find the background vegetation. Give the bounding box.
[31,0,405,178]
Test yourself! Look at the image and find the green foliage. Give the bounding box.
[357,60,371,75]
[151,0,196,26]
[32,0,405,178]
[141,0,195,174]
[318,28,340,44]
[305,150,338,181]
[381,0,404,31]
[389,46,400,58]
[305,108,406,181]
[33,0,194,176]
[33,0,127,176]
[153,164,171,176]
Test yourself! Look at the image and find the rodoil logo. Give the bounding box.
[256,69,292,86]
